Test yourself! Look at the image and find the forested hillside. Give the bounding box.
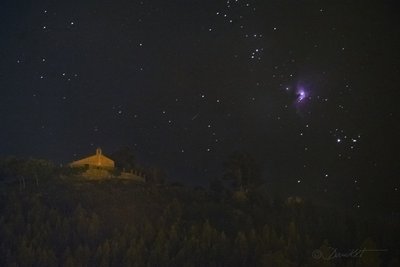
[0,159,399,266]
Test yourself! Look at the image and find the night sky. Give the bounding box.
[1,1,399,209]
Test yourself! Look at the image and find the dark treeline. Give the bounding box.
[0,156,399,266]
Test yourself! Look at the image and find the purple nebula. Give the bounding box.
[296,87,308,103]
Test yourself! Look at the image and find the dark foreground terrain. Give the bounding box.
[0,176,399,267]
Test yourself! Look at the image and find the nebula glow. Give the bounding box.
[296,87,307,103]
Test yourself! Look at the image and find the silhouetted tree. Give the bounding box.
[209,178,225,199]
[0,157,26,188]
[223,151,261,192]
[111,147,136,171]
[25,158,54,186]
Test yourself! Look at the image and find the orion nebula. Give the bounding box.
[296,87,308,103]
